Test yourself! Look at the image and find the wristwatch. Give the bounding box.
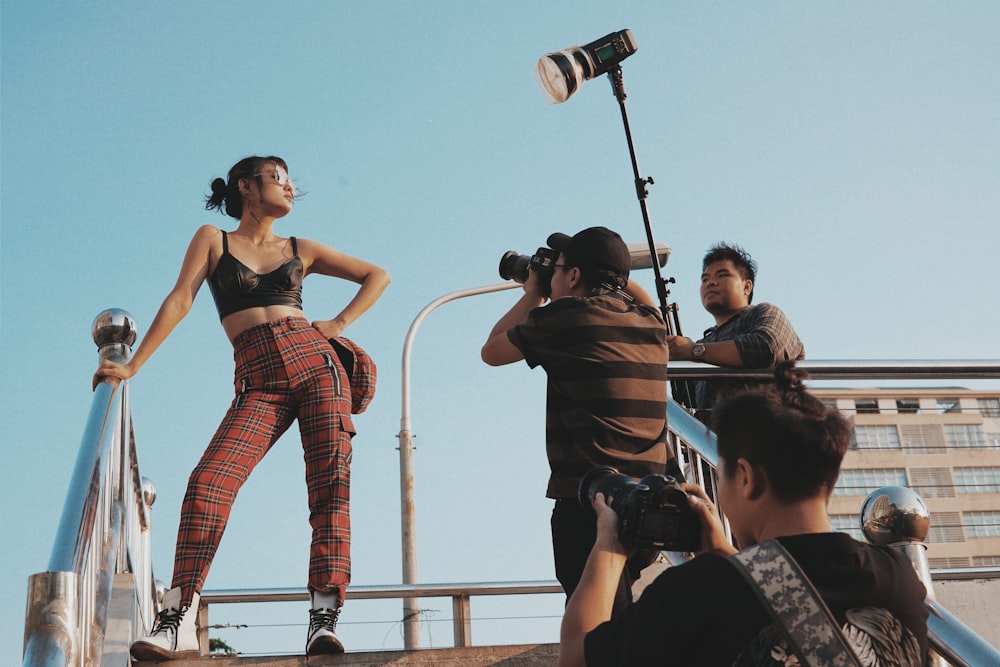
[691,343,707,361]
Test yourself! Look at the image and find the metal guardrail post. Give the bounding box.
[861,485,1000,666]
[23,309,137,667]
[23,572,80,666]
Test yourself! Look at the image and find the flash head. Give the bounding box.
[534,29,638,105]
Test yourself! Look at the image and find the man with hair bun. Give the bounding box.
[559,362,929,667]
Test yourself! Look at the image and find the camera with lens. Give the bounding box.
[498,247,560,295]
[579,465,701,552]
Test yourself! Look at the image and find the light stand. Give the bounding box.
[606,65,694,408]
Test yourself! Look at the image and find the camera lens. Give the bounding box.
[499,251,531,283]
[578,465,636,515]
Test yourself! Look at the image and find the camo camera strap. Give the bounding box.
[729,539,864,667]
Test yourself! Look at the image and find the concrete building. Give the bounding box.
[816,387,1000,568]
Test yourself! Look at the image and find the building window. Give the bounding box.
[973,555,1000,567]
[928,512,965,543]
[830,514,864,540]
[900,424,946,454]
[978,398,1000,417]
[944,424,988,449]
[929,557,971,569]
[954,467,1000,493]
[852,425,901,450]
[854,399,879,414]
[896,398,921,414]
[821,398,838,411]
[909,467,955,498]
[965,511,1000,539]
[937,398,961,414]
[833,468,907,496]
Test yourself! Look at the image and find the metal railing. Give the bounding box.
[199,581,564,651]
[22,308,1000,665]
[23,310,155,667]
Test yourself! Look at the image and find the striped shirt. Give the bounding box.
[509,294,670,499]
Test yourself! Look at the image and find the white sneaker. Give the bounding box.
[306,606,344,655]
[130,587,200,661]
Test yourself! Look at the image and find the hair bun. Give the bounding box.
[774,360,808,393]
[204,177,231,213]
[773,360,830,417]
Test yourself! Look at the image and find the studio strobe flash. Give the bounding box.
[533,28,696,408]
[534,29,638,104]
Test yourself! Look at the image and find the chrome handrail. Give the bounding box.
[926,599,1000,667]
[23,381,123,667]
[23,310,150,667]
[665,360,1000,381]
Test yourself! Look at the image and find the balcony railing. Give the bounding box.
[21,307,1000,665]
[23,310,155,667]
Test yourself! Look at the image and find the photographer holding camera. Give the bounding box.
[482,226,676,615]
[559,362,929,667]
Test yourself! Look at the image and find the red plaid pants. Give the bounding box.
[171,317,354,606]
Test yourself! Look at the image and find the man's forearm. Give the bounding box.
[668,336,745,367]
[488,292,542,339]
[696,339,744,367]
[482,292,544,365]
[558,541,627,667]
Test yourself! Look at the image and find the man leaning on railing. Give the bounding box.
[666,243,804,421]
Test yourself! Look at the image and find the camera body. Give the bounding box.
[498,247,560,295]
[579,465,701,552]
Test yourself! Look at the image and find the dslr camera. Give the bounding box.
[498,247,560,295]
[579,465,701,552]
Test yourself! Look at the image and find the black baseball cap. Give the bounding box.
[547,226,630,286]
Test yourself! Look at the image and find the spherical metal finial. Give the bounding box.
[141,477,157,507]
[860,485,930,545]
[92,309,138,348]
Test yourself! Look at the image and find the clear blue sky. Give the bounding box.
[3,1,999,660]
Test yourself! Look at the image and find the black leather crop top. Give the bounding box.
[208,231,304,319]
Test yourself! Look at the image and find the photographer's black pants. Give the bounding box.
[551,499,652,617]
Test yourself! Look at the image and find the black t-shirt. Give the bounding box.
[584,533,929,666]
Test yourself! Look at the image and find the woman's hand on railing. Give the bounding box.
[92,360,134,390]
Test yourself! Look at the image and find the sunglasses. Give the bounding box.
[253,165,294,189]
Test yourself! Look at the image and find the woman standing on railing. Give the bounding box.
[93,155,390,661]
